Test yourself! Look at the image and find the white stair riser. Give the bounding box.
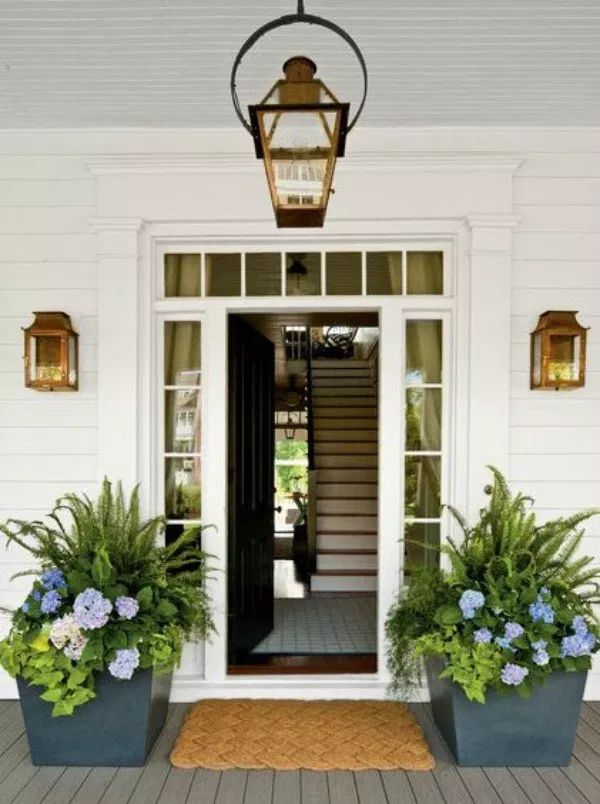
[312,359,369,368]
[310,575,378,593]
[318,533,377,550]
[318,498,378,515]
[318,468,377,482]
[317,483,378,499]
[315,442,377,455]
[318,515,377,532]
[317,554,378,571]
[315,430,377,442]
[316,455,378,468]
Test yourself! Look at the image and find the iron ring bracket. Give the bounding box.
[230,0,368,136]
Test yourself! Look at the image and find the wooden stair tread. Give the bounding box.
[313,570,377,576]
[318,549,377,555]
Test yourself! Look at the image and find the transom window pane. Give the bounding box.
[206,253,241,297]
[285,252,321,296]
[325,252,362,295]
[407,251,444,295]
[366,252,402,295]
[164,254,201,297]
[246,253,281,296]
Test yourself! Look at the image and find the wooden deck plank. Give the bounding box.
[533,767,589,804]
[561,754,600,802]
[573,734,600,781]
[327,771,358,804]
[457,768,502,803]
[12,765,64,804]
[406,770,444,803]
[0,706,25,754]
[273,769,301,804]
[0,700,16,719]
[0,733,30,784]
[187,769,221,803]
[244,769,274,804]
[301,769,329,804]
[44,767,92,804]
[415,703,473,803]
[128,704,190,804]
[380,769,416,802]
[580,703,600,734]
[157,766,194,803]
[215,768,247,804]
[0,755,38,802]
[71,767,118,804]
[482,768,529,804]
[354,771,387,804]
[509,767,560,803]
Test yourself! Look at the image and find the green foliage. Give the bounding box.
[386,466,600,702]
[0,479,215,716]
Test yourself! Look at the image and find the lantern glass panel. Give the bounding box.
[67,334,77,387]
[32,335,63,384]
[531,332,542,387]
[548,333,580,382]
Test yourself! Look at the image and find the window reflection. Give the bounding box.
[406,389,442,451]
[406,320,442,384]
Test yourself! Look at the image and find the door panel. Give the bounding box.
[228,316,275,661]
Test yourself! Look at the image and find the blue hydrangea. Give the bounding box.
[73,588,113,630]
[495,635,516,652]
[532,639,547,651]
[41,590,62,614]
[21,601,30,613]
[115,596,139,620]
[561,632,597,659]
[473,627,493,644]
[108,648,140,680]
[41,568,66,591]
[540,587,550,597]
[501,663,529,686]
[533,649,550,666]
[529,598,554,624]
[459,589,485,619]
[504,622,524,641]
[32,590,42,602]
[572,615,588,636]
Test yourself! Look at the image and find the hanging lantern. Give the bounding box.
[530,310,588,391]
[231,1,367,228]
[23,312,78,391]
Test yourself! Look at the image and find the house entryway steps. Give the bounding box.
[310,357,378,593]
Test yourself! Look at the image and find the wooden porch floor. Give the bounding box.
[1,699,600,803]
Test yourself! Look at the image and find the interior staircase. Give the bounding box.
[309,356,378,593]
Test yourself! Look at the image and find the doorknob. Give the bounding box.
[273,505,282,514]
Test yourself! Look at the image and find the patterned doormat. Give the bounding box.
[170,699,434,771]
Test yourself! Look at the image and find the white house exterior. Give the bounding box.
[0,125,599,701]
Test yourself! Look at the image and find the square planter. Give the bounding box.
[17,668,172,766]
[426,657,586,766]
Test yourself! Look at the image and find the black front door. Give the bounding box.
[228,316,275,662]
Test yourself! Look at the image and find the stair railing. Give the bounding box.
[305,328,317,575]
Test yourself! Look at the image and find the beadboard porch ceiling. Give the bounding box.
[0,0,599,129]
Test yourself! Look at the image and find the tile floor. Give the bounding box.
[251,594,377,654]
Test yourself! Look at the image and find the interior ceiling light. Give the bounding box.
[230,0,368,228]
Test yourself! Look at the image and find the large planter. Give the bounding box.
[17,668,172,766]
[426,657,586,766]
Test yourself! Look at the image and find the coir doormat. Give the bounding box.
[170,699,434,771]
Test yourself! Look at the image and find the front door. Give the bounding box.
[227,315,275,661]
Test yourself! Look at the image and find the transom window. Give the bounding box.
[163,250,445,298]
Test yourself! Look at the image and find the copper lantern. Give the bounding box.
[248,56,349,228]
[530,310,588,390]
[23,312,79,391]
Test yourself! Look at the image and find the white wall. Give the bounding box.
[0,129,599,698]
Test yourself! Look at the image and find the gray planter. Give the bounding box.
[17,668,172,766]
[426,657,586,766]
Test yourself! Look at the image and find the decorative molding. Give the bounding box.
[90,217,146,233]
[466,214,522,229]
[88,153,523,177]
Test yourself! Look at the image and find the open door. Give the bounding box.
[228,316,275,662]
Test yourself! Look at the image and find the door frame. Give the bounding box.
[136,229,472,698]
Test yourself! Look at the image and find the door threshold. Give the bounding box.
[227,653,377,675]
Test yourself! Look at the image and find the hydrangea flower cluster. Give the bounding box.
[73,588,113,630]
[501,663,529,686]
[473,627,493,644]
[532,639,549,666]
[49,613,88,661]
[108,647,140,680]
[115,596,139,620]
[493,622,524,652]
[41,590,62,615]
[561,616,597,659]
[529,592,554,624]
[459,589,485,619]
[41,568,66,591]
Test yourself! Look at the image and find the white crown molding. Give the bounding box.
[90,217,146,233]
[88,152,523,177]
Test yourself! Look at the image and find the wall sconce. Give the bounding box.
[23,312,79,391]
[530,310,588,391]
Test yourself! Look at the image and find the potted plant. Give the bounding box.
[386,467,600,767]
[0,480,215,767]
